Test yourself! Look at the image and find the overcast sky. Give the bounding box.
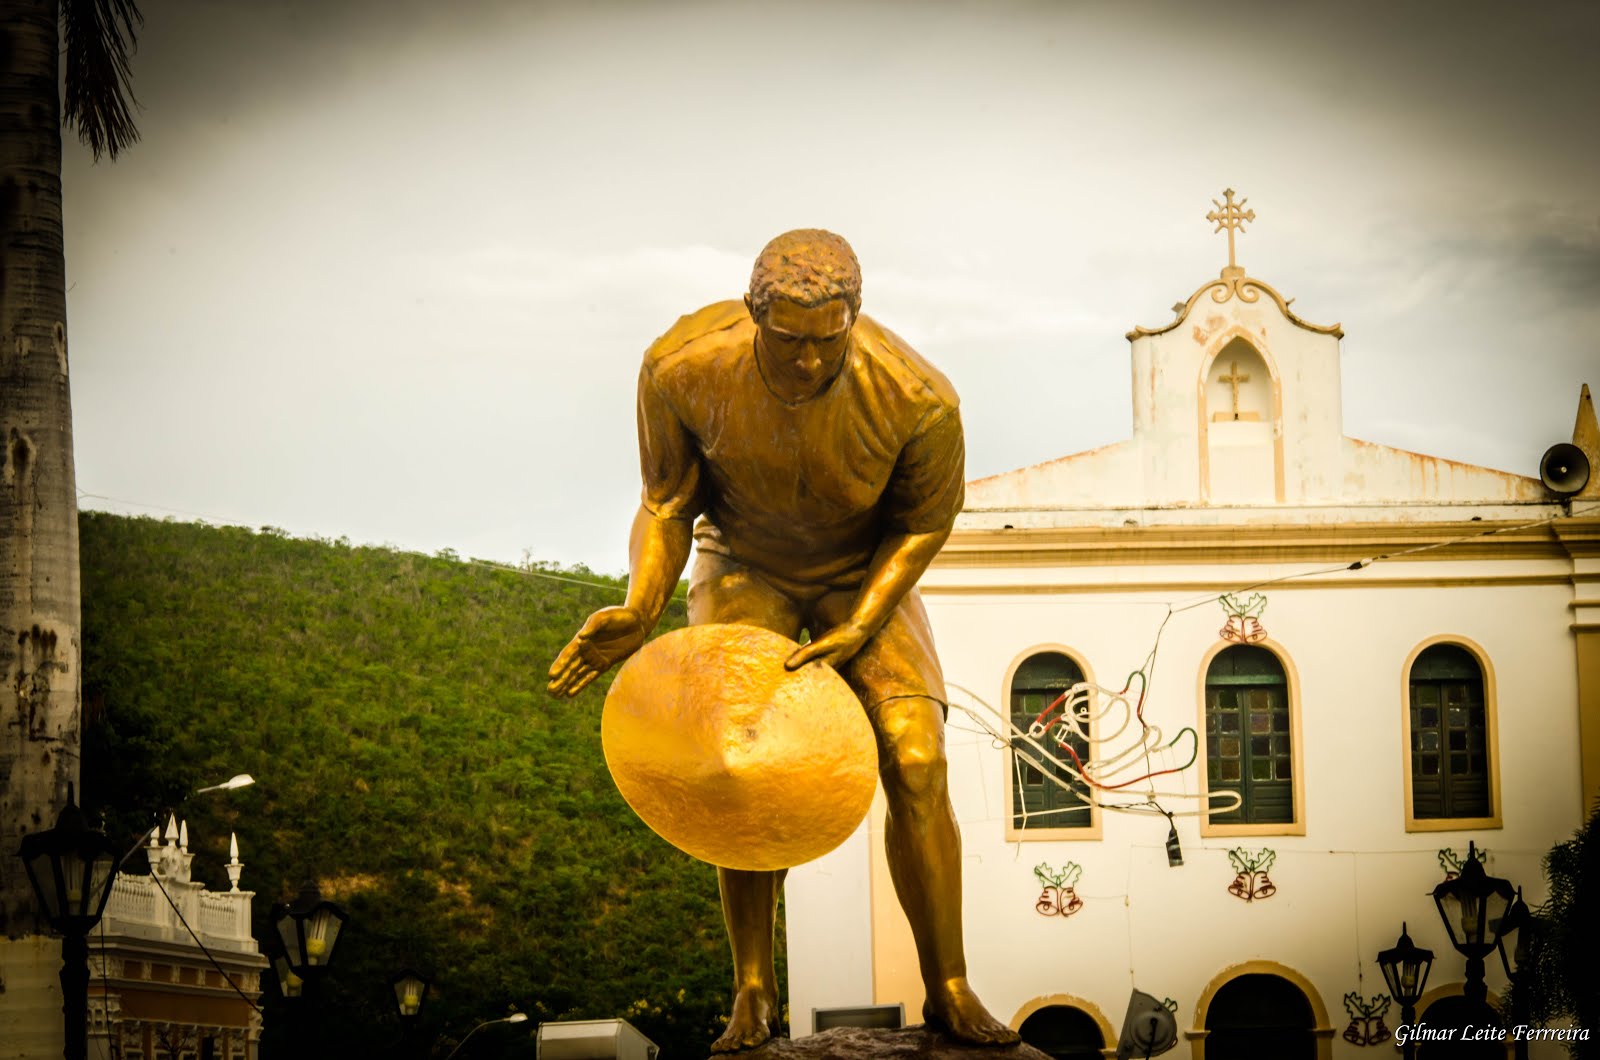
[63,0,1599,571]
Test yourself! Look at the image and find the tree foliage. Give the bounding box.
[1512,797,1598,1055]
[79,512,772,1057]
[61,0,145,160]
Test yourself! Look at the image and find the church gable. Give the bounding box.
[963,190,1560,522]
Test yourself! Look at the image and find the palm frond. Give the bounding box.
[60,0,144,161]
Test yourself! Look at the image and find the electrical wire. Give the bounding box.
[145,870,265,1017]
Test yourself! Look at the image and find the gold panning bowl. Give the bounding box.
[601,623,878,871]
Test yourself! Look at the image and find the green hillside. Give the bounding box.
[79,512,763,1057]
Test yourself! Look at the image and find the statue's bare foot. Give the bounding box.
[924,980,1021,1046]
[711,986,780,1053]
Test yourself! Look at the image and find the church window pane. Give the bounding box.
[1409,643,1490,819]
[1010,652,1093,831]
[1205,645,1294,825]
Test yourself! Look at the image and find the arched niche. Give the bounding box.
[1198,331,1283,504]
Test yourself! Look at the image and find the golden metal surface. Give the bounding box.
[600,623,877,871]
[551,230,1019,1047]
[1126,271,1345,340]
[1128,190,1343,340]
[1206,187,1255,270]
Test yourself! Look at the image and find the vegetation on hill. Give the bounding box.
[79,512,772,1057]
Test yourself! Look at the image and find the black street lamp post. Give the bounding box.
[1377,922,1435,1060]
[16,783,121,1060]
[390,968,432,1059]
[1431,842,1515,1024]
[1496,887,1533,1060]
[270,881,349,1055]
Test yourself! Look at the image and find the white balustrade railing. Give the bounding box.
[105,874,161,927]
[198,890,252,945]
[103,872,259,953]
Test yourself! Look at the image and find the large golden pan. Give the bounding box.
[601,623,878,871]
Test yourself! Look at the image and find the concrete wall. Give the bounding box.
[784,820,875,1034]
[852,564,1582,1058]
[0,936,67,1059]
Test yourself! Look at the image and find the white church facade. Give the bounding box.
[785,192,1600,1059]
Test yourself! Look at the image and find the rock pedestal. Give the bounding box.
[731,1027,1046,1060]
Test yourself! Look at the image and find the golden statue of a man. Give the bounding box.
[548,229,1019,1052]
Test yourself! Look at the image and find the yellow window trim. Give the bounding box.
[1009,993,1118,1059]
[1195,638,1308,838]
[1186,960,1335,1060]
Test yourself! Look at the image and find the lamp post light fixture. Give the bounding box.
[1377,922,1435,1060]
[390,969,433,1059]
[272,880,349,982]
[15,783,121,1060]
[1430,841,1516,1012]
[267,941,304,1001]
[391,968,431,1019]
[270,881,348,1055]
[194,774,256,795]
[445,1013,530,1060]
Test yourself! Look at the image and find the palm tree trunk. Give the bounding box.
[2,0,82,942]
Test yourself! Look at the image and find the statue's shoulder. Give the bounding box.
[642,300,753,381]
[853,313,960,413]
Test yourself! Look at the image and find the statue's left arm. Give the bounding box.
[786,406,965,671]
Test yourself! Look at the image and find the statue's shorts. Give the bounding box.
[685,549,948,718]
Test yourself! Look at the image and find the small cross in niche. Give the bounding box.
[1212,359,1261,421]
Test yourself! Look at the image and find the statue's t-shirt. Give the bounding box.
[637,300,965,589]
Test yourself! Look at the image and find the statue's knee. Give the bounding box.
[882,739,947,798]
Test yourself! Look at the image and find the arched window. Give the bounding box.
[1009,651,1093,833]
[1204,973,1316,1059]
[1202,335,1280,505]
[1205,645,1294,825]
[1409,643,1491,821]
[1017,1004,1106,1060]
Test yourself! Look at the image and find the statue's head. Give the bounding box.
[745,229,861,402]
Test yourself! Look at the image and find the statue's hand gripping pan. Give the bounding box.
[601,623,878,871]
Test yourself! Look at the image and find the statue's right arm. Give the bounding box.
[547,361,702,698]
[622,504,693,632]
[544,505,693,698]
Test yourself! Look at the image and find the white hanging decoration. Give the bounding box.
[946,679,1241,819]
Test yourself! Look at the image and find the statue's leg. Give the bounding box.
[817,589,1020,1046]
[688,552,803,1052]
[714,866,787,1051]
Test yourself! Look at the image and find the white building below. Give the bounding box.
[787,193,1599,1059]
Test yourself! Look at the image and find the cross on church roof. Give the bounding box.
[1206,188,1255,272]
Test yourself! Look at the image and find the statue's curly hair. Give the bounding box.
[748,229,862,317]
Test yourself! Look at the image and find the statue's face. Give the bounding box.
[749,296,854,403]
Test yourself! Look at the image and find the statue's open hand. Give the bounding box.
[548,606,647,697]
[784,622,871,673]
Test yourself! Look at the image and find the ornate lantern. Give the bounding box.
[272,880,349,979]
[1430,842,1515,960]
[391,968,431,1020]
[17,784,119,932]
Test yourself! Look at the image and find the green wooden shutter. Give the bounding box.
[1206,646,1293,825]
[1410,644,1489,819]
